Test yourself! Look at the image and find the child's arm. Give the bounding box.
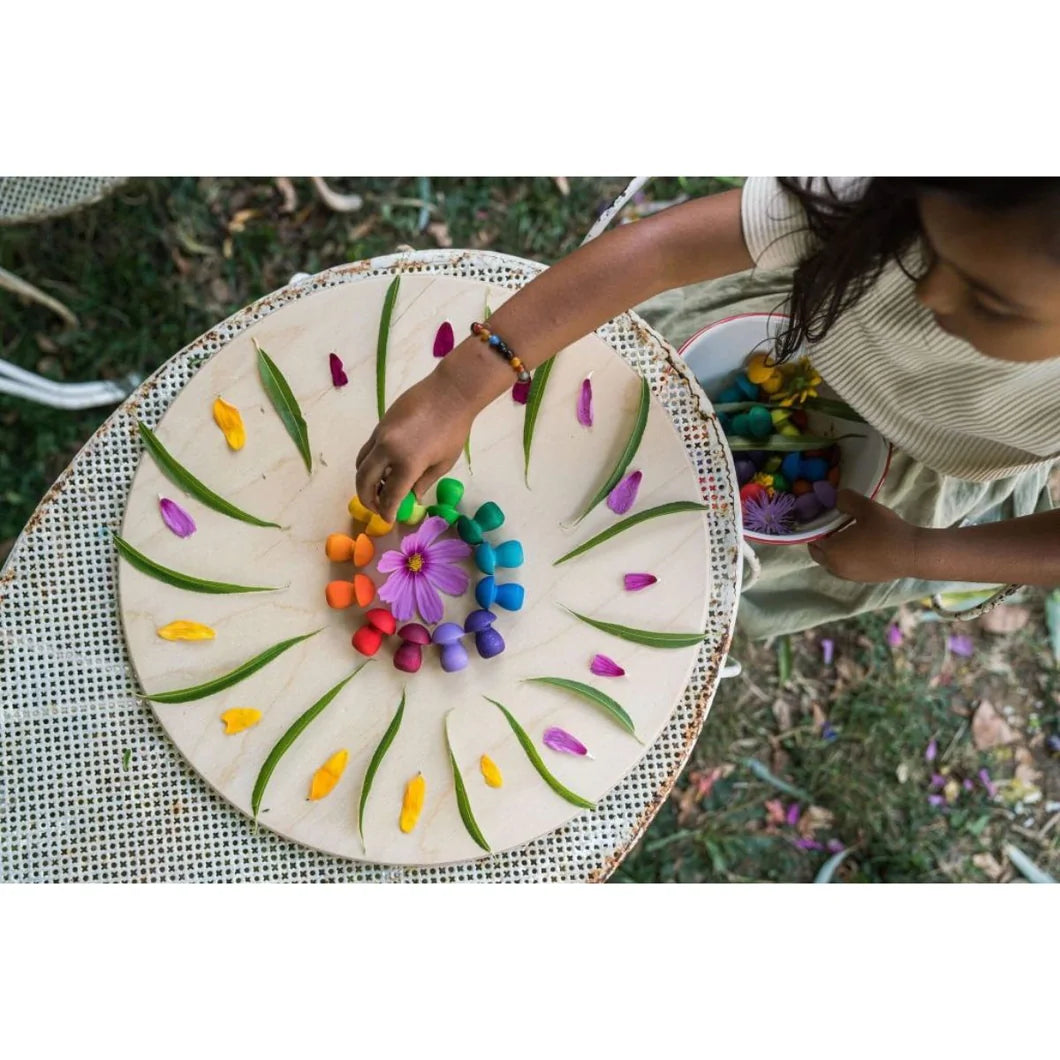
[355,188,753,521]
[810,489,1060,587]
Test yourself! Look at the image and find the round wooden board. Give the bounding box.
[117,270,712,865]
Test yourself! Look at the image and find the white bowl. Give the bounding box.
[680,313,892,546]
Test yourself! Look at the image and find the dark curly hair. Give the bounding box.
[773,177,1060,360]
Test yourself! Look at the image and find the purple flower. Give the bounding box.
[826,839,845,854]
[742,491,797,535]
[978,768,998,798]
[607,470,642,515]
[963,778,974,791]
[159,496,196,538]
[376,516,471,624]
[886,623,903,648]
[792,837,824,851]
[785,802,801,827]
[821,721,839,742]
[820,638,835,666]
[947,633,974,658]
[925,738,938,763]
[930,773,946,789]
[928,794,945,808]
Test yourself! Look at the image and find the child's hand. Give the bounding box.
[355,372,474,523]
[807,490,922,583]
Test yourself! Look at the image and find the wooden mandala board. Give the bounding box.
[117,272,712,865]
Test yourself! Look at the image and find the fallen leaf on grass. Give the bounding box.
[972,852,1005,881]
[771,697,794,732]
[972,699,1016,750]
[1014,746,1043,787]
[978,604,1030,635]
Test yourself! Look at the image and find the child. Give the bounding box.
[355,178,1060,638]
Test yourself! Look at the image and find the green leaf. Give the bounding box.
[121,749,132,772]
[358,691,405,844]
[741,757,813,802]
[713,397,866,423]
[564,608,707,649]
[777,634,793,686]
[524,677,638,739]
[444,711,490,852]
[522,354,556,484]
[1005,843,1056,883]
[573,374,650,522]
[463,433,473,471]
[376,275,400,419]
[252,662,370,819]
[145,629,321,703]
[814,847,853,883]
[485,697,595,810]
[136,421,281,529]
[725,432,863,452]
[254,338,311,473]
[1045,589,1060,666]
[113,532,280,594]
[554,501,708,565]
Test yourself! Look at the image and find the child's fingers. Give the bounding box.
[355,447,390,513]
[377,461,416,523]
[356,428,378,470]
[412,463,445,502]
[835,489,871,518]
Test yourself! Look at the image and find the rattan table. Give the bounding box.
[0,249,741,883]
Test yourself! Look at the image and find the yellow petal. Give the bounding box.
[213,396,246,450]
[157,620,216,641]
[220,708,262,734]
[399,773,426,833]
[480,755,503,788]
[309,749,349,800]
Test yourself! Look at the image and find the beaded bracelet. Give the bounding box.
[470,322,532,386]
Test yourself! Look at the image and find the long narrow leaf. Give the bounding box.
[522,354,556,484]
[254,338,312,473]
[1046,590,1060,666]
[376,275,400,419]
[1005,843,1056,883]
[573,375,650,523]
[113,533,279,594]
[524,676,638,739]
[742,757,813,802]
[137,422,281,529]
[714,397,866,423]
[145,629,321,703]
[777,634,793,686]
[814,847,853,883]
[726,432,863,452]
[252,663,370,818]
[485,697,595,810]
[358,691,405,844]
[445,712,490,852]
[564,608,706,649]
[555,501,708,565]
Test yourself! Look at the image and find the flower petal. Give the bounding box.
[424,559,470,597]
[925,738,938,763]
[886,623,903,648]
[426,538,473,564]
[378,568,416,620]
[606,469,642,515]
[947,633,974,657]
[329,352,348,387]
[412,575,444,625]
[512,379,531,405]
[407,515,450,550]
[820,637,835,666]
[785,802,801,827]
[433,321,455,358]
[543,726,591,757]
[376,548,407,574]
[623,572,657,592]
[577,376,593,427]
[159,497,196,538]
[590,653,625,677]
[978,768,998,798]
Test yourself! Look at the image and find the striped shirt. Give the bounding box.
[741,177,1060,482]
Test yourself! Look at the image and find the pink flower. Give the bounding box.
[376,516,472,624]
[886,623,903,648]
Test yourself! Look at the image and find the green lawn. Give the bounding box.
[2,177,1056,881]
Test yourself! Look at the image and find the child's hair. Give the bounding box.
[773,177,1060,360]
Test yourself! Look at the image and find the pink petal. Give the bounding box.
[623,572,657,592]
[606,470,642,515]
[785,802,801,827]
[590,653,625,677]
[159,497,196,538]
[543,726,591,757]
[577,376,593,427]
[925,739,938,763]
[512,379,531,405]
[820,638,835,666]
[886,623,903,648]
[425,538,473,564]
[412,575,445,625]
[376,549,407,575]
[378,568,416,620]
[947,633,974,658]
[329,352,348,387]
[978,768,998,798]
[405,515,450,551]
[424,559,470,597]
[433,321,455,358]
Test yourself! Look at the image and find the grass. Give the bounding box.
[2,177,1057,882]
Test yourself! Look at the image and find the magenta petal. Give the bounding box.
[947,633,974,658]
[512,379,531,404]
[785,802,801,827]
[925,738,938,763]
[820,638,835,666]
[407,515,450,550]
[590,653,625,677]
[623,572,657,592]
[577,376,594,427]
[543,726,590,757]
[793,837,824,851]
[424,560,469,597]
[979,768,998,798]
[927,794,945,808]
[329,352,348,387]
[378,568,416,620]
[886,623,903,648]
[826,839,845,854]
[159,497,196,538]
[376,549,407,575]
[412,576,444,625]
[433,321,455,358]
[607,470,642,515]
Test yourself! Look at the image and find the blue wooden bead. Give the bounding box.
[735,374,759,400]
[495,583,525,611]
[781,452,802,481]
[475,543,497,575]
[494,540,524,569]
[489,334,500,347]
[716,386,743,405]
[801,457,828,482]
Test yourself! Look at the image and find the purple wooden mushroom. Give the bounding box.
[464,609,505,659]
[432,621,469,673]
[394,623,430,674]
